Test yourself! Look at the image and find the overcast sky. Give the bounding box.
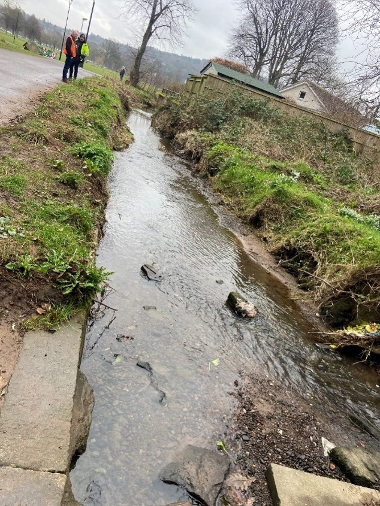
[20,0,240,60]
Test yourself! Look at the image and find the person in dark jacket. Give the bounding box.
[119,66,126,81]
[62,30,78,83]
[69,33,90,80]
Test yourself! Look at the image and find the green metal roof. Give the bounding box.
[202,62,283,98]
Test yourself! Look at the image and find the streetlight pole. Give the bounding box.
[85,0,95,42]
[59,0,74,61]
[80,17,87,33]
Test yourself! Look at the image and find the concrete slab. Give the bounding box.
[0,315,85,473]
[0,466,67,506]
[266,463,380,506]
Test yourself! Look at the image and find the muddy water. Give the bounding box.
[70,110,380,505]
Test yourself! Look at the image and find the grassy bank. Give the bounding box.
[0,75,154,331]
[152,90,380,353]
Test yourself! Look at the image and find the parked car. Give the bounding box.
[361,124,380,135]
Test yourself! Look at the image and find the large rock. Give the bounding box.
[329,446,380,487]
[227,291,258,318]
[159,445,230,506]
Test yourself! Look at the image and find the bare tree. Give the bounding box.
[119,0,196,87]
[229,0,339,88]
[0,0,22,33]
[336,0,380,120]
[24,14,42,42]
[103,39,123,70]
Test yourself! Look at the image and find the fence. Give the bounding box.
[185,73,380,165]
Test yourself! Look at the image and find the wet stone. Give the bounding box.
[141,264,163,282]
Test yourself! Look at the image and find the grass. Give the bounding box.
[0,74,148,330]
[153,90,380,330]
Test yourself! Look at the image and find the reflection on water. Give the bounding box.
[70,110,380,505]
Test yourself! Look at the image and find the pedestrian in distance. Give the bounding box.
[69,33,90,80]
[62,30,78,83]
[119,66,126,81]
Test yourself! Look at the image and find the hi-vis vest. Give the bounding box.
[63,36,77,58]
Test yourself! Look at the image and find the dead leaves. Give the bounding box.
[222,472,256,506]
[36,302,51,315]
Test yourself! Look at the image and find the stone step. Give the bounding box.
[266,463,380,506]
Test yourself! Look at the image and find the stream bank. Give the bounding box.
[70,109,380,506]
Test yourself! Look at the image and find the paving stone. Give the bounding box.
[0,466,67,506]
[0,316,84,473]
[266,463,380,506]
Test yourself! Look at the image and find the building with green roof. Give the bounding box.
[200,61,283,99]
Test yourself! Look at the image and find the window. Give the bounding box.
[299,91,306,99]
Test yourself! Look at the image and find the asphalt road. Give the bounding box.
[0,48,94,124]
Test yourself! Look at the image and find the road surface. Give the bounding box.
[0,48,94,125]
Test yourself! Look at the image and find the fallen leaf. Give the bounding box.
[225,472,255,491]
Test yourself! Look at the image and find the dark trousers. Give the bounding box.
[63,56,74,80]
[69,58,80,79]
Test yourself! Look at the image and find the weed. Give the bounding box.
[58,171,84,189]
[70,141,114,175]
[52,159,66,170]
[57,264,112,301]
[0,217,23,238]
[6,254,37,276]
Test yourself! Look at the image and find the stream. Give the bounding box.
[70,110,380,506]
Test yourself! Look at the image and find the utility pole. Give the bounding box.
[59,0,74,61]
[85,0,95,42]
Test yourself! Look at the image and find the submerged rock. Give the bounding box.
[227,291,258,318]
[159,445,230,505]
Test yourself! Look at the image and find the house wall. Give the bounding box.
[281,85,325,113]
[185,73,380,165]
[202,65,218,77]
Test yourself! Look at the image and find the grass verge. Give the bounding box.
[0,75,141,331]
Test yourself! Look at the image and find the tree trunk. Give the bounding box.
[129,0,158,87]
[129,46,145,87]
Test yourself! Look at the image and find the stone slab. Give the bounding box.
[266,463,380,506]
[0,466,67,506]
[330,446,380,487]
[0,315,84,473]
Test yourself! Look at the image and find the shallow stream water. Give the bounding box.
[70,110,380,506]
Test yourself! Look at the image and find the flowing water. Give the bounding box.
[70,110,380,506]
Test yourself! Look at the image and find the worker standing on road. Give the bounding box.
[62,30,78,83]
[69,33,90,80]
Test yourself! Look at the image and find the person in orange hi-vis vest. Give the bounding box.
[62,30,78,83]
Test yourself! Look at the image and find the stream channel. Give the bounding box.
[70,109,380,506]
